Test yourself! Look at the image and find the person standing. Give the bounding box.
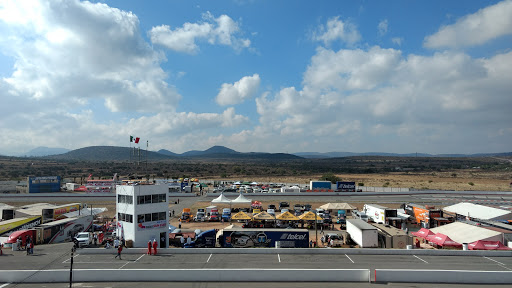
[147,240,152,255]
[152,239,158,255]
[115,244,123,260]
[29,238,34,255]
[26,237,31,255]
[180,236,185,247]
[93,233,98,246]
[186,236,192,246]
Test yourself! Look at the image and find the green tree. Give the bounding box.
[320,173,340,183]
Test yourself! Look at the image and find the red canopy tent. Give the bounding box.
[426,233,462,248]
[411,228,435,239]
[469,240,512,250]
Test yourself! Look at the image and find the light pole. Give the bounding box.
[315,210,318,248]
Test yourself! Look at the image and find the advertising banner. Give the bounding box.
[0,216,41,236]
[137,220,166,231]
[337,181,356,192]
[222,230,309,248]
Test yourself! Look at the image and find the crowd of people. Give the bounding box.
[14,235,34,255]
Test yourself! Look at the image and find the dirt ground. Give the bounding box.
[223,170,512,191]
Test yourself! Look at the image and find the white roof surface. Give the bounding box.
[430,222,502,244]
[443,202,512,220]
[62,207,107,218]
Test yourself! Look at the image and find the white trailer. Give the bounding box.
[346,219,378,248]
[363,204,398,224]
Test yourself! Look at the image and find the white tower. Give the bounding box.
[116,184,169,248]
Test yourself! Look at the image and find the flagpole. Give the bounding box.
[146,140,148,182]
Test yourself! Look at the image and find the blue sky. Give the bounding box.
[0,0,511,155]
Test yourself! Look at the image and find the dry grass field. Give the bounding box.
[228,170,512,192]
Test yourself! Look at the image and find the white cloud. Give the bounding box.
[252,46,512,154]
[0,0,180,114]
[0,0,249,155]
[424,0,512,48]
[149,11,251,54]
[312,16,361,45]
[216,74,260,106]
[378,19,388,36]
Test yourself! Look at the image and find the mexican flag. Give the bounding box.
[130,136,140,144]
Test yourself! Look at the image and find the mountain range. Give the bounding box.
[4,145,512,161]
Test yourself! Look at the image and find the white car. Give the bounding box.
[75,232,92,247]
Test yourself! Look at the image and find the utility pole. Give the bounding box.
[315,210,318,247]
[69,247,74,288]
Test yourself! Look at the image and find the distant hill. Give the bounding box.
[47,146,173,161]
[33,145,511,162]
[157,149,179,157]
[181,145,238,157]
[21,146,70,157]
[42,145,302,161]
[294,151,512,158]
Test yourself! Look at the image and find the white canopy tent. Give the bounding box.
[231,193,251,203]
[211,193,232,203]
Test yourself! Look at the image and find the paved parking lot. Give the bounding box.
[2,243,512,272]
[2,242,512,286]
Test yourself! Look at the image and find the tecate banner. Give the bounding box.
[337,181,356,192]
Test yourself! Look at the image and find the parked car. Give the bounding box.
[279,202,290,211]
[268,204,276,210]
[326,233,344,247]
[75,232,92,247]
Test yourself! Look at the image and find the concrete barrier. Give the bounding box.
[78,247,512,257]
[375,269,512,284]
[0,269,370,283]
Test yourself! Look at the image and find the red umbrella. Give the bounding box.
[469,240,512,250]
[411,228,435,240]
[427,233,462,248]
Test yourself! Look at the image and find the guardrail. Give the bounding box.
[78,247,512,257]
[375,269,512,284]
[0,269,370,283]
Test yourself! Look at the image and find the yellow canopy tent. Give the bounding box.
[230,211,252,220]
[276,211,300,221]
[299,211,322,221]
[253,211,276,221]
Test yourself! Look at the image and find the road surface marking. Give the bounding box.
[0,283,11,288]
[278,254,281,263]
[62,253,80,263]
[135,254,145,262]
[413,255,428,264]
[499,264,512,271]
[484,256,506,266]
[345,254,354,263]
[118,261,130,269]
[207,254,212,263]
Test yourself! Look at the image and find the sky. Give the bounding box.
[0,0,511,156]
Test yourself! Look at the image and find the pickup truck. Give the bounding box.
[75,232,92,247]
[326,233,344,247]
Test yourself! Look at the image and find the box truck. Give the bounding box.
[346,219,378,248]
